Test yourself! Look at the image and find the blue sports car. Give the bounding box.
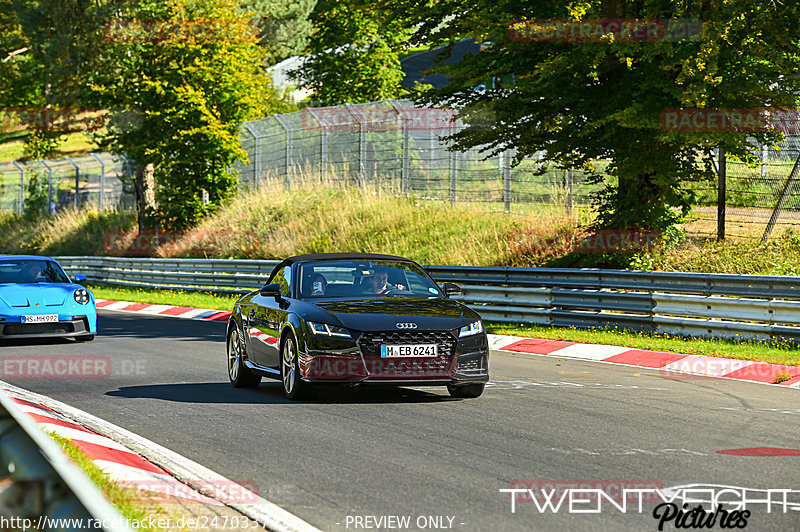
[0,256,96,341]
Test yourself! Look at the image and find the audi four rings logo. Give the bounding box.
[396,323,417,329]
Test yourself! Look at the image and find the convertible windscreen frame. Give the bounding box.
[296,259,445,300]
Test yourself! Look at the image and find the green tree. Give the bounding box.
[94,0,287,230]
[393,0,800,231]
[0,2,39,107]
[295,0,413,105]
[239,0,316,66]
[11,0,121,108]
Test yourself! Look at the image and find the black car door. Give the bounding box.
[249,266,293,370]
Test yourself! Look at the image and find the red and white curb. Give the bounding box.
[94,299,800,388]
[95,299,232,322]
[1,382,320,532]
[489,334,800,388]
[3,386,220,505]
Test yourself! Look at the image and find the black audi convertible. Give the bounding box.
[226,253,489,399]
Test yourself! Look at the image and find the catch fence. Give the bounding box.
[0,152,133,215]
[4,100,800,242]
[236,99,600,216]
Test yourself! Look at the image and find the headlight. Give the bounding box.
[309,321,351,338]
[459,320,483,337]
[73,289,90,305]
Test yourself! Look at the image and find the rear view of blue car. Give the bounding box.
[0,256,96,341]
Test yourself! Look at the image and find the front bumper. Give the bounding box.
[299,330,489,385]
[0,318,92,340]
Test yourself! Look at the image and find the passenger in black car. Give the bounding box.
[302,272,328,296]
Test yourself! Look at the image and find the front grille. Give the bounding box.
[358,330,457,358]
[3,322,75,335]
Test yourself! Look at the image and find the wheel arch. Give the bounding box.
[226,306,242,340]
[280,313,303,352]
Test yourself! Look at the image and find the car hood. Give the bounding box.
[0,283,76,308]
[313,297,480,332]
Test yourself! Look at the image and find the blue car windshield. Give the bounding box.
[298,260,443,299]
[0,260,70,284]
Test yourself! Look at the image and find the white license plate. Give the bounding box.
[21,314,59,324]
[380,344,438,358]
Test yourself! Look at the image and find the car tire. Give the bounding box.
[228,327,261,388]
[281,333,311,400]
[74,334,95,342]
[447,383,485,398]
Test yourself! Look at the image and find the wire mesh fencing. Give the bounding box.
[237,100,800,240]
[0,153,133,215]
[5,99,800,243]
[235,99,599,217]
[681,142,800,240]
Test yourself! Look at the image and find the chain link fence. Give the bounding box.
[237,100,800,240]
[4,99,800,242]
[0,153,133,215]
[236,99,600,216]
[684,142,800,240]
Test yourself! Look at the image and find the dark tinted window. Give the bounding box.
[0,260,70,284]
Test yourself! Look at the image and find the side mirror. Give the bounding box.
[74,274,87,284]
[442,283,461,297]
[259,283,281,297]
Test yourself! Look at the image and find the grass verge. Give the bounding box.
[50,433,161,531]
[89,284,800,367]
[89,284,239,311]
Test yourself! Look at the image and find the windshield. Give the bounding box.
[0,259,71,284]
[298,260,442,299]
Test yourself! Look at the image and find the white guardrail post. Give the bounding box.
[55,257,800,342]
[0,389,134,531]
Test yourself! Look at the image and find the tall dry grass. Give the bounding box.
[0,209,135,256]
[158,176,578,266]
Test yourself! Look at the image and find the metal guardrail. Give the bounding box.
[57,256,800,341]
[0,389,133,531]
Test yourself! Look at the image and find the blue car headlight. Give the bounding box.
[309,321,351,338]
[459,320,483,337]
[74,288,90,305]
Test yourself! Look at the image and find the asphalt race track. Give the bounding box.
[2,311,799,531]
